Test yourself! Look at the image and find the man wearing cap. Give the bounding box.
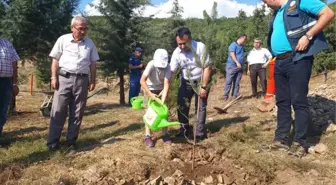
[223,34,247,101]
[47,16,100,153]
[128,47,144,105]
[247,39,272,98]
[170,27,212,142]
[263,0,334,157]
[0,37,20,147]
[140,49,171,147]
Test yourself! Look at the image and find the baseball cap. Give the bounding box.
[153,49,169,68]
[135,47,143,52]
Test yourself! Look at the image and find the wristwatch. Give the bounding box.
[305,33,313,41]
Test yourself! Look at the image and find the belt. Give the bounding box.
[250,63,264,66]
[183,79,199,84]
[68,73,88,77]
[59,69,88,78]
[276,52,293,60]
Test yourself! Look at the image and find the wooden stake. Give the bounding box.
[29,74,34,96]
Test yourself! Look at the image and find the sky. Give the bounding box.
[79,0,336,18]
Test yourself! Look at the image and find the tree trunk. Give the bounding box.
[118,69,125,105]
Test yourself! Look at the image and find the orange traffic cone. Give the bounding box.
[265,57,276,99]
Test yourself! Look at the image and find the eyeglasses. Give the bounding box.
[73,27,88,32]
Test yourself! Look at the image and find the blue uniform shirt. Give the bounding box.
[129,55,142,82]
[271,0,326,56]
[227,42,244,67]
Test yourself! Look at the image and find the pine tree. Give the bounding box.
[0,0,79,86]
[93,0,148,104]
[201,2,225,74]
[237,9,248,31]
[170,0,183,18]
[251,4,267,42]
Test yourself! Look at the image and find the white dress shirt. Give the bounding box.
[170,40,211,81]
[49,33,100,74]
[247,48,272,65]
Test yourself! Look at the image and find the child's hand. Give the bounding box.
[158,91,163,97]
[149,92,158,100]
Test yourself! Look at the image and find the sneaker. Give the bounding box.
[288,142,307,158]
[222,96,228,101]
[144,136,154,147]
[270,141,289,151]
[162,135,172,145]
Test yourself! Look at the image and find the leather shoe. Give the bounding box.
[48,144,60,152]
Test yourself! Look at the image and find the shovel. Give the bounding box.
[214,94,243,114]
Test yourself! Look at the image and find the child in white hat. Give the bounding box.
[140,49,172,147]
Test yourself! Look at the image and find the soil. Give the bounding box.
[0,70,335,185]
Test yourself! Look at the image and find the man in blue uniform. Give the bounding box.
[263,0,334,157]
[128,47,144,105]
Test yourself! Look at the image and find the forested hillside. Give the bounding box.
[1,0,334,102]
[88,1,335,75]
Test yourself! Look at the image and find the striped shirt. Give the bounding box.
[49,33,100,74]
[0,38,20,77]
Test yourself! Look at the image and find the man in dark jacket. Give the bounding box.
[263,0,334,157]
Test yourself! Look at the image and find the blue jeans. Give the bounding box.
[0,78,12,136]
[274,55,313,146]
[129,80,141,105]
[224,65,243,97]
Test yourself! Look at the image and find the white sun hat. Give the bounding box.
[153,49,169,68]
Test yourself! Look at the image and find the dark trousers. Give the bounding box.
[249,63,267,96]
[0,77,12,136]
[224,65,243,98]
[129,80,141,105]
[47,75,89,148]
[177,78,208,137]
[274,55,313,146]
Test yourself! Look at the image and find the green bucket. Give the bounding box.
[130,96,144,110]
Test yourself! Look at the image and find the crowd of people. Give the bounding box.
[0,0,334,158]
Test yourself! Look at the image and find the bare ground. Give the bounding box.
[0,71,335,185]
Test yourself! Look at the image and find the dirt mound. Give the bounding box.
[308,83,336,135]
[0,164,25,185]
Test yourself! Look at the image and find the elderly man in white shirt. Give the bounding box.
[47,16,100,153]
[170,27,212,142]
[247,39,272,97]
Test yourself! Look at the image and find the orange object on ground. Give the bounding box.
[30,74,34,96]
[265,57,276,99]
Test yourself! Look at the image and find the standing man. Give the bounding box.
[263,0,334,157]
[128,47,144,105]
[170,27,212,142]
[0,37,20,147]
[47,16,100,153]
[223,34,247,100]
[247,39,272,98]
